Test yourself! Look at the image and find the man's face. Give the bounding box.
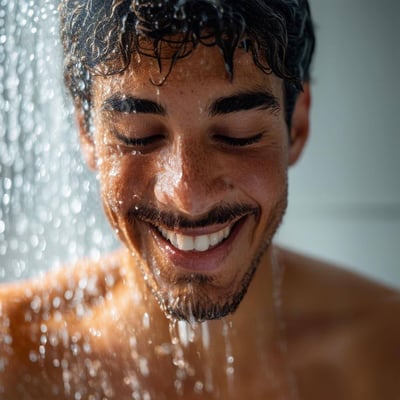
[88,45,292,322]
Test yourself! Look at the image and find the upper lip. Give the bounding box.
[130,204,259,234]
[152,219,242,236]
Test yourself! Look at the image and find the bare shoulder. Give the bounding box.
[0,249,125,317]
[0,250,126,397]
[278,247,400,399]
[278,246,400,312]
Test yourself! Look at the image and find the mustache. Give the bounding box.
[127,203,260,230]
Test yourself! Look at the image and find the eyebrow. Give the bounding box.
[208,90,280,117]
[102,90,280,117]
[102,95,166,115]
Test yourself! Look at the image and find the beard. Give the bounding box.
[123,189,288,323]
[153,243,267,322]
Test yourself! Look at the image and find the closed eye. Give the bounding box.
[213,132,264,147]
[112,131,165,147]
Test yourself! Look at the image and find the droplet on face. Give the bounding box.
[201,321,210,350]
[177,320,189,347]
[139,357,149,377]
[142,312,150,329]
[29,350,39,363]
[194,380,204,394]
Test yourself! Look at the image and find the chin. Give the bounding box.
[142,238,270,323]
[153,279,250,323]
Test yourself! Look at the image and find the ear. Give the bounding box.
[75,102,96,170]
[288,82,311,166]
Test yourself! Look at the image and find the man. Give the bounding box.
[1,1,399,399]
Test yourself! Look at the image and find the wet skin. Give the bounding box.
[86,45,299,322]
[1,248,400,399]
[1,45,400,399]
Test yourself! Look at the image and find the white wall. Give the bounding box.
[277,1,400,287]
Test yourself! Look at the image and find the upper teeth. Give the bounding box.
[158,226,231,252]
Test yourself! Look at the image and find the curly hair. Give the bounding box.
[60,0,315,126]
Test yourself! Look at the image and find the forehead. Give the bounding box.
[92,45,283,105]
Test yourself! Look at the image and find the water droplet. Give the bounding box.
[194,380,204,393]
[139,357,149,377]
[39,344,46,356]
[3,335,12,345]
[177,320,189,347]
[64,290,73,301]
[142,391,151,400]
[29,350,39,362]
[30,295,42,313]
[71,198,82,214]
[52,296,61,309]
[3,177,11,190]
[78,276,88,290]
[201,321,210,350]
[2,193,10,206]
[142,312,150,329]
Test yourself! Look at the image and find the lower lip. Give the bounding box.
[150,217,248,273]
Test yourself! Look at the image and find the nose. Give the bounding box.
[154,138,231,216]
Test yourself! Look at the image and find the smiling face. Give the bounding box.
[79,45,309,322]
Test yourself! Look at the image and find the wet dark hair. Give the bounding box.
[60,0,315,127]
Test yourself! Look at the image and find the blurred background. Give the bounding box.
[0,0,399,287]
[277,0,400,287]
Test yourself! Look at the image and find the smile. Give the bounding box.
[157,225,232,252]
[148,216,250,273]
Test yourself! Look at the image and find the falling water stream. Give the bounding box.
[0,1,300,399]
[0,0,117,282]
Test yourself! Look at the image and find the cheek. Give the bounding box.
[98,154,125,212]
[97,149,155,213]
[232,147,288,204]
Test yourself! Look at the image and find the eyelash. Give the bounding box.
[112,131,264,148]
[213,132,264,147]
[113,131,164,147]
